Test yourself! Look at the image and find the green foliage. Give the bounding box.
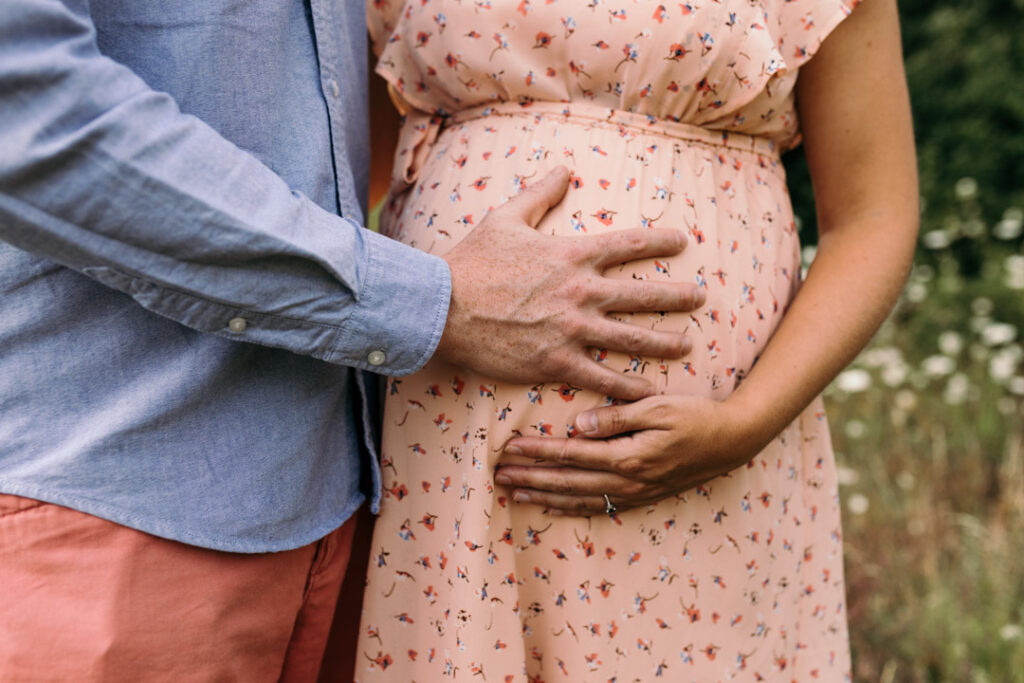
[785,1,1024,262]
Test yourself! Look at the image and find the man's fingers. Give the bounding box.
[498,165,570,228]
[583,319,692,359]
[590,228,687,268]
[560,356,653,400]
[594,279,706,313]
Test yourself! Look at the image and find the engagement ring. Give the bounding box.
[603,493,617,517]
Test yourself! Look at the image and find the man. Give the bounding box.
[0,1,702,679]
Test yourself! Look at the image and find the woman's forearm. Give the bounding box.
[725,209,917,454]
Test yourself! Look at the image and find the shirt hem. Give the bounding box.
[0,479,365,554]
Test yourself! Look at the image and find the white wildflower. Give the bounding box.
[1000,624,1023,642]
[994,218,1023,240]
[1004,270,1024,291]
[943,373,969,405]
[846,493,869,516]
[971,297,995,316]
[836,467,860,486]
[961,217,985,238]
[912,264,935,283]
[954,177,978,200]
[1008,377,1024,397]
[895,471,915,491]
[996,208,1023,240]
[921,230,952,250]
[835,368,871,393]
[1005,256,1024,290]
[862,347,903,368]
[844,420,866,440]
[922,354,956,378]
[905,282,928,303]
[801,245,817,267]
[895,389,917,411]
[998,397,1018,414]
[881,361,909,388]
[937,331,963,356]
[988,349,1018,383]
[981,322,1017,346]
[969,343,991,363]
[970,316,993,334]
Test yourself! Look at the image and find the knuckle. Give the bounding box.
[648,400,673,423]
[556,439,575,465]
[561,314,586,342]
[625,480,650,498]
[657,333,684,357]
[624,233,647,254]
[539,353,570,379]
[607,407,628,433]
[617,456,646,477]
[564,280,589,305]
[565,240,592,263]
[626,327,647,353]
[638,282,658,309]
[595,374,617,397]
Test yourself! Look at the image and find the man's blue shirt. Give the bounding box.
[0,0,451,552]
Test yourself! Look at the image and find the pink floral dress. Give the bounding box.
[359,2,859,680]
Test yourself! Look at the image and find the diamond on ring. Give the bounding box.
[603,493,617,517]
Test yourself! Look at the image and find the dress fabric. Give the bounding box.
[360,2,858,680]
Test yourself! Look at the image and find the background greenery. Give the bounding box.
[782,2,1024,680]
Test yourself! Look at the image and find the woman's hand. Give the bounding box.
[493,395,766,515]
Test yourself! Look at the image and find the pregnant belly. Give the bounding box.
[381,107,802,454]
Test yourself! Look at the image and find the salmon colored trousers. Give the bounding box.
[0,492,368,682]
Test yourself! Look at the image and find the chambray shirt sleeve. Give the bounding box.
[0,0,450,375]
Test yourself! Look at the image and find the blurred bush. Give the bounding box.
[786,0,1024,268]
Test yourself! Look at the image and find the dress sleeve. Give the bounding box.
[367,0,407,58]
[772,0,863,70]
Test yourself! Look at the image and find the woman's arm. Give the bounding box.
[494,0,919,513]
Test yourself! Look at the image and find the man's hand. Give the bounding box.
[492,395,766,514]
[435,166,705,401]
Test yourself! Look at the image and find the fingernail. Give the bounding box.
[505,445,522,456]
[576,411,598,434]
[494,472,512,486]
[694,288,707,307]
[513,491,531,503]
[677,232,688,249]
[681,337,694,355]
[643,386,657,398]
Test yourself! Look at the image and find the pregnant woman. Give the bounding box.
[358,0,916,679]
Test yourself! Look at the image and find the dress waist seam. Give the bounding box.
[445,101,780,157]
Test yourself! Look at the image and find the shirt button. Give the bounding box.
[367,350,386,367]
[227,317,247,333]
[330,79,340,98]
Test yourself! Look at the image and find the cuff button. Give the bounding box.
[227,317,248,333]
[367,350,387,367]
